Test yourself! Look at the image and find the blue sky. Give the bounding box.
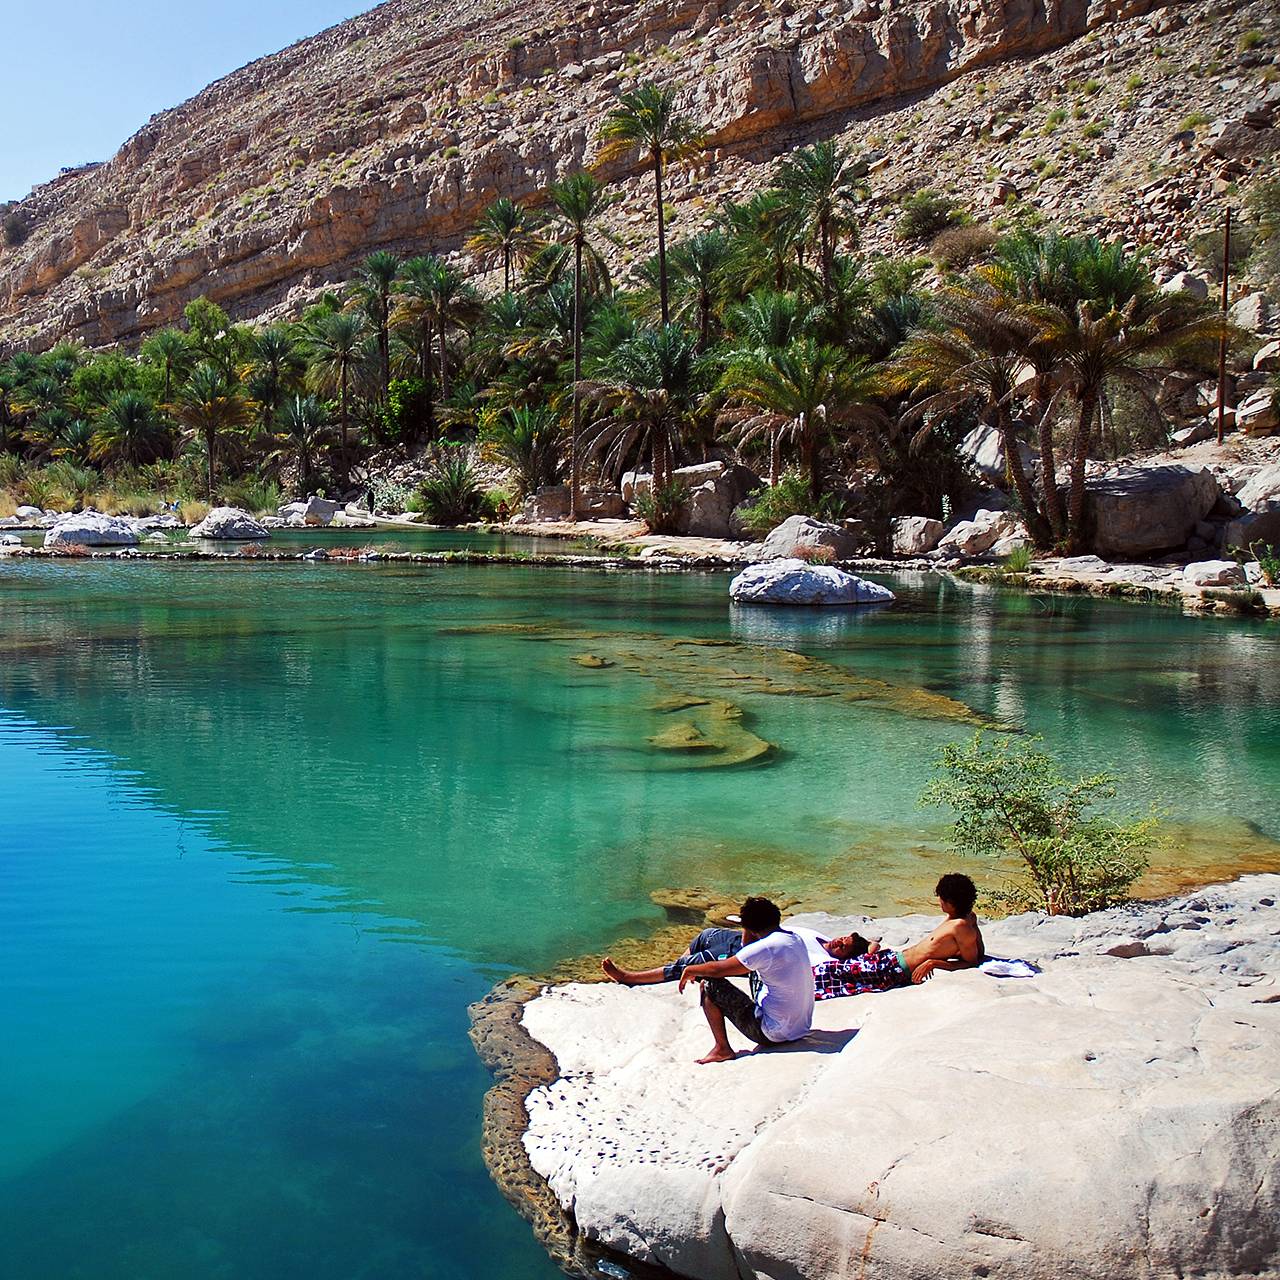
[2,1,371,202]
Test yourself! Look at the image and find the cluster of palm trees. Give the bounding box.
[0,82,1229,547]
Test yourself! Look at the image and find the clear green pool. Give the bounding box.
[1,560,1277,1278]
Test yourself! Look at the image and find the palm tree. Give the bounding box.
[481,404,563,498]
[890,287,1049,544]
[1033,246,1224,549]
[140,328,192,405]
[425,261,481,404]
[304,312,367,487]
[719,338,881,502]
[92,391,168,466]
[546,171,617,517]
[351,251,400,401]
[171,363,254,498]
[466,198,541,293]
[392,255,443,438]
[775,141,869,298]
[274,395,332,494]
[246,326,305,434]
[597,83,705,325]
[582,323,712,488]
[665,231,730,349]
[719,190,805,296]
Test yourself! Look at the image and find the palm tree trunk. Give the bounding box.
[1033,375,1066,542]
[503,245,511,295]
[340,366,351,491]
[802,415,820,507]
[570,237,583,521]
[420,318,435,442]
[698,287,710,351]
[379,298,390,401]
[438,324,450,402]
[1066,390,1098,554]
[998,405,1050,548]
[205,426,215,500]
[654,150,669,327]
[769,425,780,487]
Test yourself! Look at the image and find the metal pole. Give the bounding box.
[1217,206,1232,445]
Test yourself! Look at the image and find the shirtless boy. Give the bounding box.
[813,872,984,1000]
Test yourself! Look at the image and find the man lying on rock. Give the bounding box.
[813,873,985,998]
[601,920,869,987]
[670,896,818,1065]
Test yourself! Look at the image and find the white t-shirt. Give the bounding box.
[736,930,815,1043]
[790,927,833,967]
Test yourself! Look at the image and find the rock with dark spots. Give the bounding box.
[729,559,895,606]
[43,511,140,548]
[1083,465,1219,556]
[190,506,270,539]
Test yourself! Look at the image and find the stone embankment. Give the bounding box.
[510,877,1280,1280]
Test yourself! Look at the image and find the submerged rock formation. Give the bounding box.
[517,877,1280,1280]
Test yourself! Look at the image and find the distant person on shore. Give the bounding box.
[673,896,816,1064]
[813,873,985,1000]
[495,499,511,522]
[602,922,868,987]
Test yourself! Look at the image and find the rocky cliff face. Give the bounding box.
[0,0,1276,349]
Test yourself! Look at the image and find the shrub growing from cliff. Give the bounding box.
[922,731,1158,916]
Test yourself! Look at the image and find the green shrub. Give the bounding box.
[930,223,997,270]
[921,731,1158,916]
[1002,544,1033,574]
[896,190,967,243]
[480,404,562,499]
[220,475,281,515]
[418,449,485,525]
[1248,541,1279,586]
[2,211,28,248]
[734,470,843,537]
[633,477,688,534]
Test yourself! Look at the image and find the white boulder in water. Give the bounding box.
[729,559,894,606]
[190,506,270,540]
[43,511,140,549]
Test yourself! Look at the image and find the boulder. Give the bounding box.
[675,464,762,539]
[190,506,270,540]
[1254,340,1280,373]
[936,508,1023,557]
[14,504,44,520]
[1205,119,1280,163]
[957,422,1037,482]
[43,511,140,549]
[1169,418,1216,448]
[520,485,627,522]
[1222,462,1280,552]
[1160,271,1209,299]
[1083,465,1219,556]
[759,515,860,561]
[520,877,1280,1280]
[728,560,895,606]
[1182,559,1247,587]
[1228,291,1273,332]
[621,471,650,503]
[891,515,944,555]
[278,495,341,526]
[1236,390,1278,438]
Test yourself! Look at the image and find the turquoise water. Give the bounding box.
[1,561,1278,1278]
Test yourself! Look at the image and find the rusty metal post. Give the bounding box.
[1217,206,1232,445]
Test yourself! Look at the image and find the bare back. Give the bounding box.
[900,913,984,971]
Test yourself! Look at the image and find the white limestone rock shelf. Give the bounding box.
[521,877,1280,1280]
[729,559,895,606]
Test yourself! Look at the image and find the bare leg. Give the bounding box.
[601,958,667,985]
[696,988,737,1064]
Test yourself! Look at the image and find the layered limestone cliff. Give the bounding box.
[1,0,1276,349]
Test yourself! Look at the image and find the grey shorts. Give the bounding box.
[701,977,772,1046]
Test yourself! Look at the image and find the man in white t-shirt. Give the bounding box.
[677,896,815,1065]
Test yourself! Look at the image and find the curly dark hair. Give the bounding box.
[739,896,782,935]
[935,873,977,915]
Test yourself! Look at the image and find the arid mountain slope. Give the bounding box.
[0,0,1275,350]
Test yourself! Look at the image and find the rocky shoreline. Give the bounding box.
[478,876,1280,1280]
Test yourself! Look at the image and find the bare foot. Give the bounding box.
[696,1046,737,1065]
[601,957,636,985]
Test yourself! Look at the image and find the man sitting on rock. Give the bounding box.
[675,896,817,1065]
[601,921,868,987]
[813,873,985,999]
